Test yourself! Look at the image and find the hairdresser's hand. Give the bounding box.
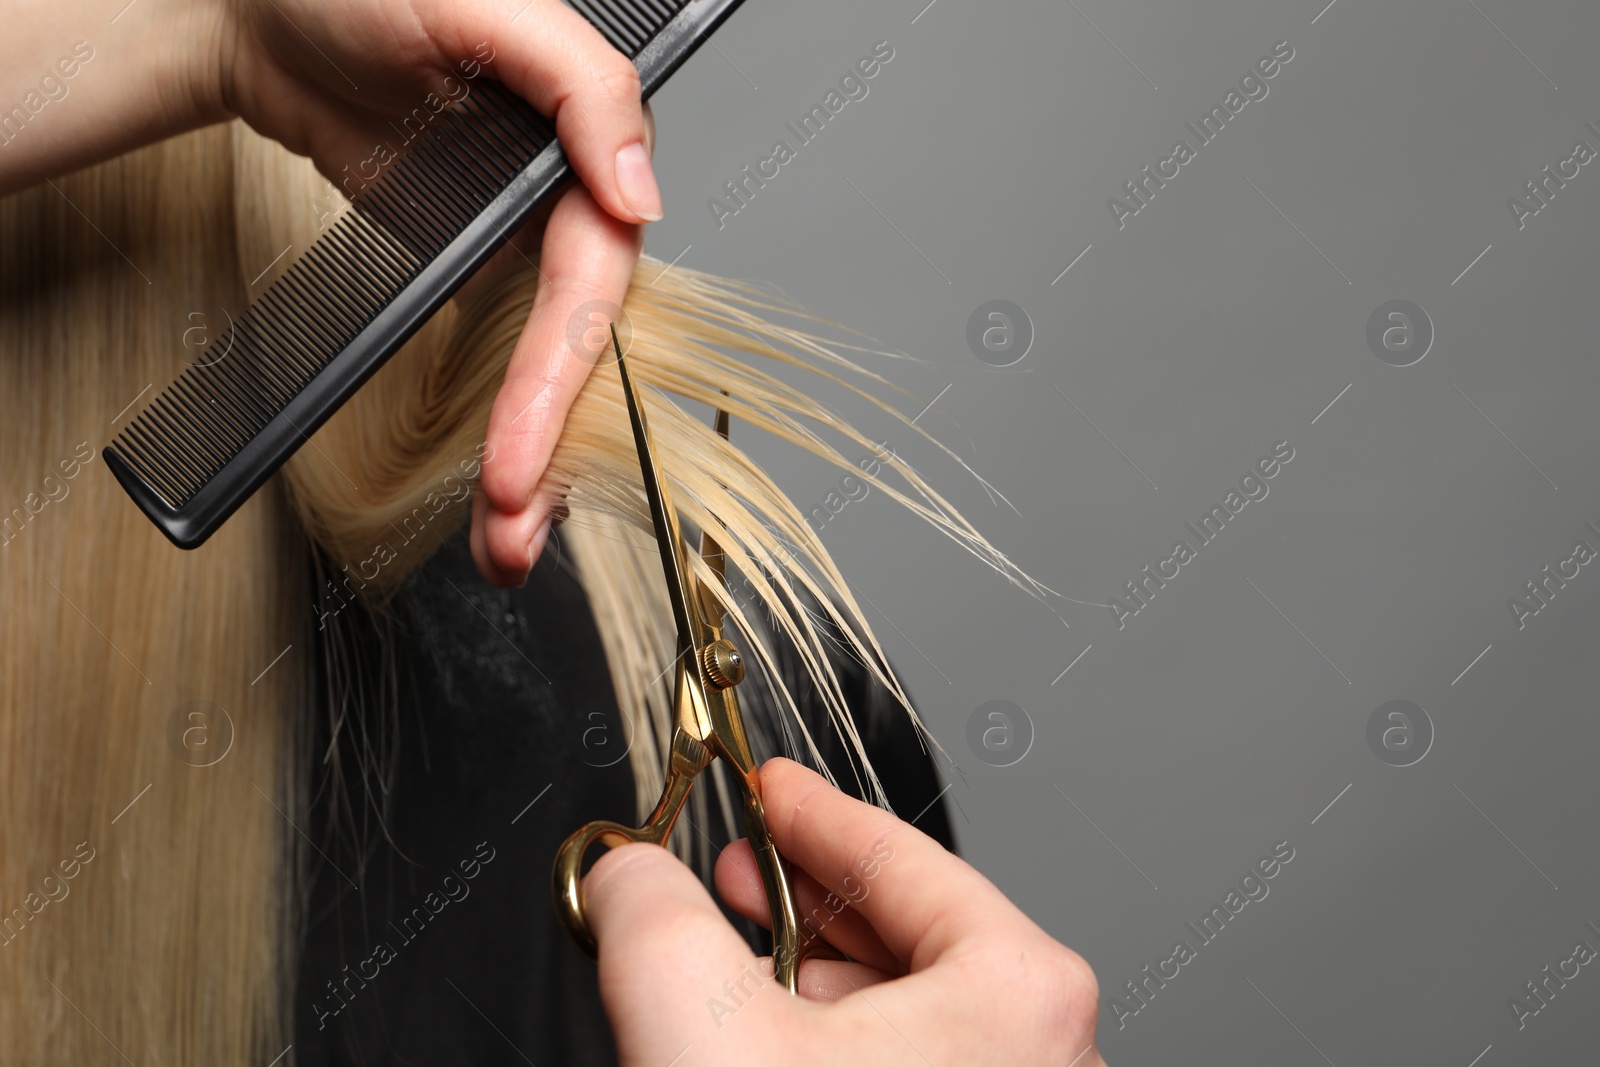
[4,0,653,583]
[584,759,1107,1066]
[3,0,655,582]
[204,0,657,585]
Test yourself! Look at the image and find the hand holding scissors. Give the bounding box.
[583,758,1108,1064]
[553,326,804,991]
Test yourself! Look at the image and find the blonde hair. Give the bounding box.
[0,122,1030,1063]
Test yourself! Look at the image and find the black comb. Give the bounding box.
[104,0,744,549]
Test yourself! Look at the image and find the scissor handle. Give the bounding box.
[737,778,803,992]
[552,753,806,992]
[553,736,702,959]
[552,817,663,959]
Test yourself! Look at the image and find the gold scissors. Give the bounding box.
[552,325,803,992]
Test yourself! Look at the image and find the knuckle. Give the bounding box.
[979,935,1099,1038]
[1060,946,1100,1015]
[592,58,643,107]
[1033,942,1100,1043]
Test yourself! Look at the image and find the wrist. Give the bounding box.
[0,0,236,195]
[155,0,237,129]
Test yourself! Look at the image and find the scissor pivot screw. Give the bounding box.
[701,640,746,690]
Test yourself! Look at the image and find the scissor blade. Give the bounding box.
[697,401,731,625]
[613,328,702,663]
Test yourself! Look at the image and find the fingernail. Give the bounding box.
[614,141,663,222]
[525,515,554,574]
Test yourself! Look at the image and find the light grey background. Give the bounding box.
[645,0,1600,1063]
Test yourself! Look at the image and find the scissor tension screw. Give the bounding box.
[701,640,746,689]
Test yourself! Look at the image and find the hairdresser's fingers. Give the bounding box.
[715,839,902,976]
[477,181,639,582]
[435,0,660,224]
[740,954,895,1002]
[469,490,531,588]
[236,0,659,218]
[468,101,650,580]
[757,758,1031,968]
[585,843,781,1041]
[793,957,895,1002]
[756,760,1106,1065]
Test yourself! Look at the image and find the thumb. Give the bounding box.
[584,843,772,1048]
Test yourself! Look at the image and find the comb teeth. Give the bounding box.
[570,0,684,56]
[105,0,739,548]
[113,81,549,509]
